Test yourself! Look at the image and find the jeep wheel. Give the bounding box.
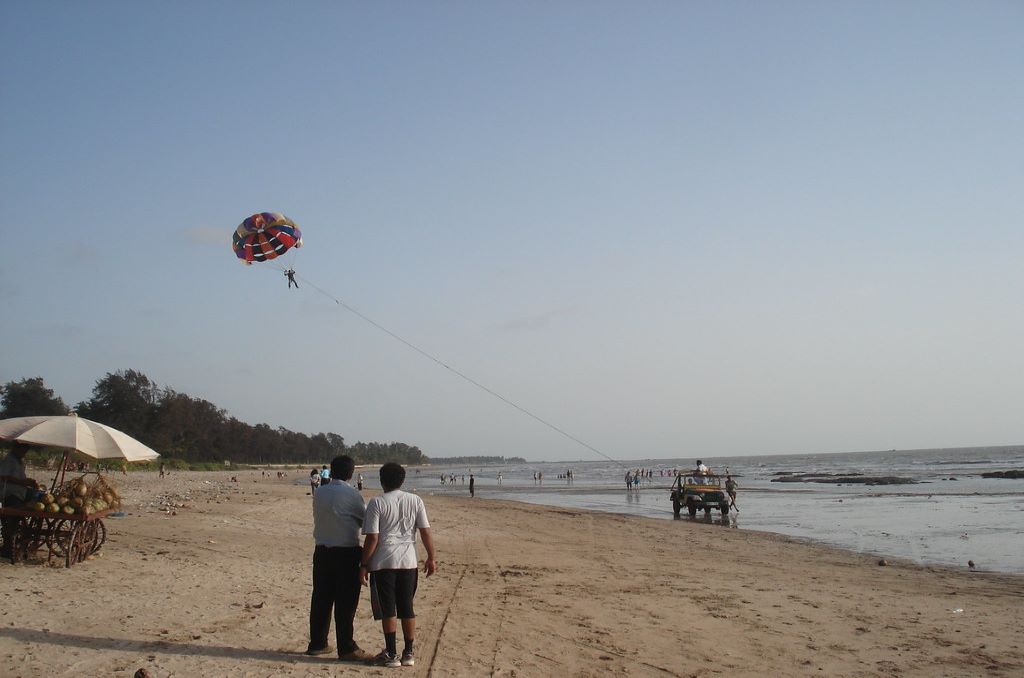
[672,498,681,517]
[721,504,729,515]
[704,507,711,517]
[687,501,697,517]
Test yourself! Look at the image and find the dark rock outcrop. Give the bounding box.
[771,474,915,485]
[981,470,1024,479]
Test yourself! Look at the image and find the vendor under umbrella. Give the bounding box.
[1,443,43,557]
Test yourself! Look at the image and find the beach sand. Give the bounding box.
[1,470,1021,677]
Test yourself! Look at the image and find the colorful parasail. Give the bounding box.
[232,212,302,264]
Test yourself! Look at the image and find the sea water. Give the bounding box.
[415,446,1024,573]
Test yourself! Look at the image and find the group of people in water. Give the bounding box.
[624,461,718,489]
[624,468,656,489]
[427,460,739,511]
[312,465,364,492]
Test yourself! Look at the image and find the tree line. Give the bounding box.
[0,371,427,467]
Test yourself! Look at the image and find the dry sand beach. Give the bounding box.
[1,470,1022,678]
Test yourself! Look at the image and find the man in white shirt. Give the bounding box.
[696,459,710,481]
[307,455,372,661]
[359,462,436,668]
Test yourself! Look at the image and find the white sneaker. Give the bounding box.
[369,650,401,668]
[401,650,415,666]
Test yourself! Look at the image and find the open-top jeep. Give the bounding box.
[670,473,730,517]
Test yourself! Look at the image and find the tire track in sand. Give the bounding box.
[425,531,470,678]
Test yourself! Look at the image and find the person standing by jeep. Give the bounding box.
[725,474,739,512]
[360,462,436,668]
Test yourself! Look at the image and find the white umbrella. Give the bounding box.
[0,414,159,462]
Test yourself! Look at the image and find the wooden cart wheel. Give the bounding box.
[47,518,72,561]
[90,519,107,555]
[77,521,98,565]
[24,516,48,559]
[8,520,28,564]
[64,522,87,568]
[77,521,98,561]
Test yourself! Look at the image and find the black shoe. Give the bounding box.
[339,646,374,661]
[305,645,333,656]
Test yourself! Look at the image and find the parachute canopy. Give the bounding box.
[232,212,302,264]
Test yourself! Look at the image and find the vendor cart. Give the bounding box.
[1,414,158,568]
[2,470,115,567]
[0,505,108,567]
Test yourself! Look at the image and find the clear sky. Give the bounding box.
[2,2,1021,462]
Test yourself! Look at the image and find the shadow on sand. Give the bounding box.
[1,627,328,664]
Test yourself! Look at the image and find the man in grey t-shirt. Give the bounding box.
[307,455,372,661]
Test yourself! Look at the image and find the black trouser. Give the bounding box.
[309,545,362,654]
[1,494,25,556]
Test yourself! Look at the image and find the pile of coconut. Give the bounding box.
[29,474,123,516]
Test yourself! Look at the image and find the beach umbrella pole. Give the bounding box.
[51,450,70,493]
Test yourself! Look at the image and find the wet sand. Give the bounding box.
[1,470,1022,677]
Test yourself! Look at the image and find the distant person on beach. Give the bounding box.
[360,462,436,668]
[624,470,632,490]
[285,268,299,288]
[159,462,166,479]
[725,475,738,512]
[320,465,330,486]
[357,473,364,492]
[469,474,475,498]
[310,469,320,493]
[308,455,371,661]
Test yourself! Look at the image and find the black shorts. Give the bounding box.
[369,568,418,620]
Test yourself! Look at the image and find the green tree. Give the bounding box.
[15,367,426,467]
[76,369,159,440]
[148,390,229,461]
[0,377,68,417]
